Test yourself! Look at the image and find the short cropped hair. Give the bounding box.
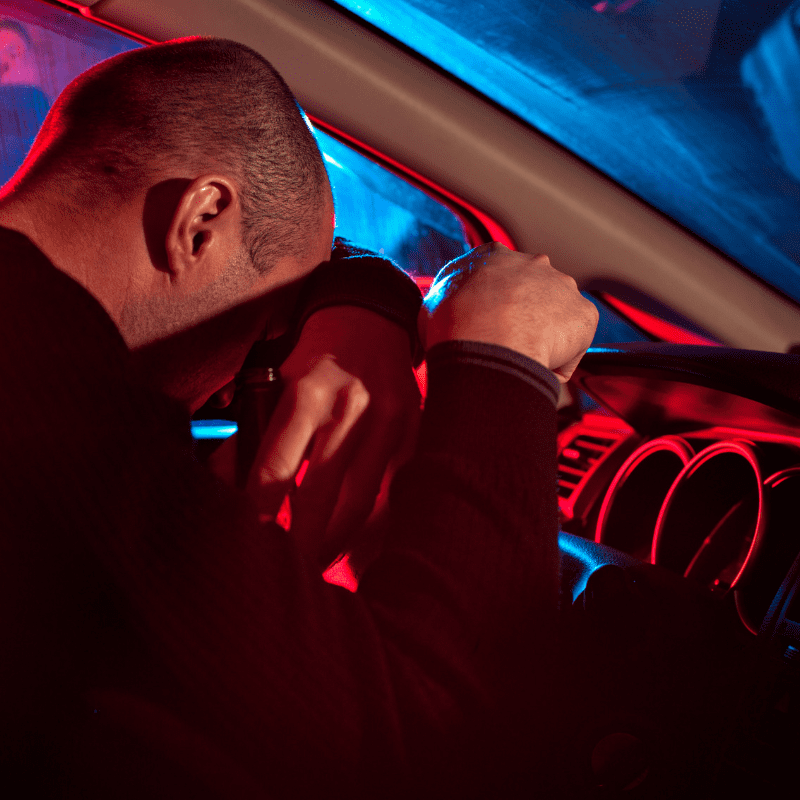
[34,37,328,273]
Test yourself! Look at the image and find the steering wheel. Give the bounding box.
[556,532,749,798]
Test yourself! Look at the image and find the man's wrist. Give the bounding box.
[291,240,423,364]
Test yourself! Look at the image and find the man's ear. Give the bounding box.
[164,174,242,291]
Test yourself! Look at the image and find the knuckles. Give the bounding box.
[293,373,331,412]
[259,454,295,485]
[340,376,370,419]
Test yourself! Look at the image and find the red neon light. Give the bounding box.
[688,426,800,448]
[275,494,291,531]
[295,459,310,486]
[57,2,158,44]
[309,116,516,250]
[595,436,693,551]
[765,466,800,490]
[599,292,720,347]
[651,440,765,593]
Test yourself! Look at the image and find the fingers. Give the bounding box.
[247,394,317,519]
[290,423,375,566]
[247,359,366,521]
[283,376,372,558]
[421,242,598,375]
[297,393,419,566]
[246,355,420,569]
[245,305,423,566]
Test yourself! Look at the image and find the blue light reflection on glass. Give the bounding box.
[314,128,469,277]
[190,420,238,440]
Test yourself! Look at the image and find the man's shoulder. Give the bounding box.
[0,225,141,438]
[0,225,127,365]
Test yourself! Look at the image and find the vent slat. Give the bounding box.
[557,430,619,502]
[558,464,586,477]
[572,439,613,453]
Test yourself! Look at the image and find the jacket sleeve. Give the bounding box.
[243,238,424,370]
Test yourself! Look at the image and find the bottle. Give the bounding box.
[235,365,282,490]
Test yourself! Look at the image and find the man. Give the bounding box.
[0,37,597,797]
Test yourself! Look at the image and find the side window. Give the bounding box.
[0,0,141,186]
[584,293,649,346]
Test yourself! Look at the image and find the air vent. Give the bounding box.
[557,415,637,525]
[558,435,617,500]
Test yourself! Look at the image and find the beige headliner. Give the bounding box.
[82,0,800,351]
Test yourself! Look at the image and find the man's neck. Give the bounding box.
[0,189,135,326]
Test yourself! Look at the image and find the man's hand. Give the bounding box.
[246,306,421,566]
[418,243,598,382]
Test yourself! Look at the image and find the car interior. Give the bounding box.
[3,0,800,796]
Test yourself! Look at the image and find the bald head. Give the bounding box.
[19,37,329,273]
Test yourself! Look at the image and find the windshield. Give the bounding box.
[332,0,800,304]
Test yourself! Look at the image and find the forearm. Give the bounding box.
[356,342,561,787]
[250,240,423,370]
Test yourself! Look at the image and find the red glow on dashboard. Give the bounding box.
[599,293,720,347]
[651,440,765,591]
[309,116,516,250]
[595,436,693,554]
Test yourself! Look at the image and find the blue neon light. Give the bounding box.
[558,531,604,602]
[190,420,238,439]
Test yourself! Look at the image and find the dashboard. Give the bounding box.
[556,344,800,796]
